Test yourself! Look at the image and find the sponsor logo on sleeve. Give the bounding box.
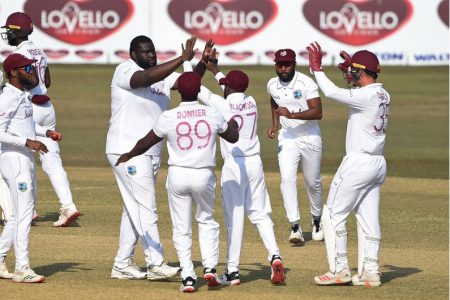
[24,0,134,45]
[168,0,278,45]
[303,0,413,45]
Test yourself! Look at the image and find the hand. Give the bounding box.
[276,107,291,118]
[25,139,48,154]
[115,153,131,166]
[206,48,219,74]
[267,127,278,139]
[181,36,198,62]
[200,39,215,64]
[306,41,323,72]
[46,130,62,141]
[337,50,352,73]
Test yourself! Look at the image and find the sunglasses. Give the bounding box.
[18,65,33,74]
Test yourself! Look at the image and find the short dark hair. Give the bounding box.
[364,69,378,80]
[129,35,153,56]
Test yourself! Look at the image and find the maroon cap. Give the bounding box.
[177,72,201,99]
[351,50,380,73]
[274,49,296,63]
[3,53,37,74]
[2,12,33,33]
[218,70,249,92]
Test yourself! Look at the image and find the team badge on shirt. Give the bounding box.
[127,166,137,176]
[293,90,302,99]
[18,182,28,192]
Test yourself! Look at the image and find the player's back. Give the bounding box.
[155,101,226,169]
[14,40,48,97]
[220,93,260,158]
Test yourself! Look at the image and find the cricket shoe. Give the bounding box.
[311,218,324,241]
[0,259,13,279]
[270,255,286,285]
[53,208,80,227]
[352,272,382,287]
[147,263,181,281]
[111,261,147,279]
[203,268,220,287]
[220,269,240,285]
[12,266,45,283]
[288,223,304,245]
[180,276,196,293]
[314,268,352,285]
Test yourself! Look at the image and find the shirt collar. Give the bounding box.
[277,71,298,90]
[179,100,199,106]
[4,83,27,95]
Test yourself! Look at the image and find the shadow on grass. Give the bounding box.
[32,212,81,227]
[34,262,92,277]
[240,263,290,285]
[380,265,422,283]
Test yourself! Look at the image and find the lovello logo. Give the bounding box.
[24,0,134,45]
[168,0,278,45]
[303,0,413,45]
[438,0,449,27]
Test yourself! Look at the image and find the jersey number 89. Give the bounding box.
[176,120,211,150]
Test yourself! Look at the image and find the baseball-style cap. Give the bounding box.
[177,72,201,99]
[218,70,249,92]
[351,50,380,73]
[2,12,33,33]
[274,49,296,63]
[3,53,37,74]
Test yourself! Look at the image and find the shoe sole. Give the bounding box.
[54,211,81,227]
[314,276,352,285]
[0,275,13,279]
[353,280,382,287]
[12,277,46,283]
[271,260,286,285]
[181,286,195,292]
[147,268,181,281]
[204,274,220,287]
[111,275,146,280]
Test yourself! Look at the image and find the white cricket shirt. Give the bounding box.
[198,84,260,159]
[0,83,35,152]
[267,71,321,135]
[314,72,390,155]
[14,40,48,97]
[153,101,227,168]
[106,59,179,155]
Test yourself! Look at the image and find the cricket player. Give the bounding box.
[107,35,212,280]
[115,72,239,293]
[197,53,285,285]
[307,42,389,287]
[0,53,50,282]
[267,48,324,244]
[2,12,80,227]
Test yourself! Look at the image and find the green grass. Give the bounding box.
[0,65,448,299]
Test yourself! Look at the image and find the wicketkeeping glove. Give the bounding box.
[306,42,323,72]
[337,51,352,73]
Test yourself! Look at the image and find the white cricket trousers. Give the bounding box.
[107,154,164,268]
[0,149,36,270]
[33,101,75,210]
[166,166,219,280]
[327,153,386,273]
[277,129,323,223]
[221,155,280,273]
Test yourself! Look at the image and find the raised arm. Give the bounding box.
[130,36,197,89]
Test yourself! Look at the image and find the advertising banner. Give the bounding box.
[0,0,448,65]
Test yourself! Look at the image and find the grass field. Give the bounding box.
[0,65,448,299]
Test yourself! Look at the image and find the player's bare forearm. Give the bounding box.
[194,39,214,78]
[268,98,279,139]
[277,97,322,120]
[219,119,239,143]
[115,130,163,166]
